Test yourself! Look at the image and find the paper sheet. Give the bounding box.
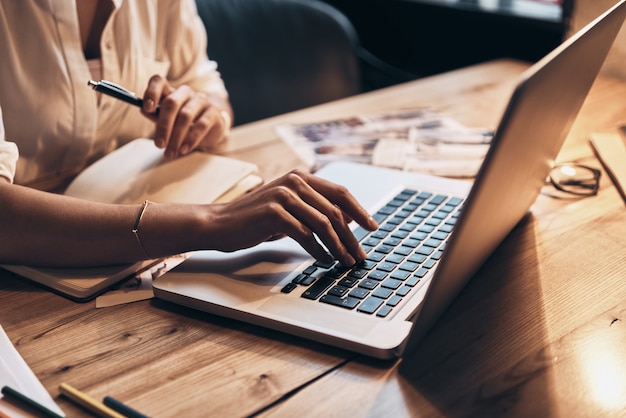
[0,325,65,417]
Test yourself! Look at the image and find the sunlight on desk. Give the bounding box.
[577,317,626,411]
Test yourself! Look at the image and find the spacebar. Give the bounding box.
[301,276,335,300]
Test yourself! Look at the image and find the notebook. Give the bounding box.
[152,0,626,359]
[1,139,261,301]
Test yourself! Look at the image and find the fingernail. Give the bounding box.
[180,145,190,155]
[145,99,155,112]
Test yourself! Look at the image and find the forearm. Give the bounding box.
[0,183,205,267]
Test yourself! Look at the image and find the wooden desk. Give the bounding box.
[2,59,626,417]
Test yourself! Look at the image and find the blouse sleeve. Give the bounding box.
[0,106,18,184]
[163,0,229,101]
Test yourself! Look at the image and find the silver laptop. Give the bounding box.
[153,1,626,359]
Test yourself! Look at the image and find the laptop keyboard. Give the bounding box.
[280,189,463,318]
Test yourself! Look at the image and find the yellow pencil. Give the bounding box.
[58,383,124,418]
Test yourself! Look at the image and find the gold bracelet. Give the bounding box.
[132,200,152,259]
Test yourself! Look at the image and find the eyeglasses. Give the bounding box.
[548,163,601,196]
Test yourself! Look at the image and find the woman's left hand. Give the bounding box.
[141,74,232,159]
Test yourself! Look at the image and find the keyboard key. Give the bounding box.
[406,276,421,287]
[372,287,393,299]
[416,246,434,256]
[398,189,417,198]
[399,261,419,272]
[301,276,335,300]
[381,278,402,290]
[431,250,443,260]
[431,231,449,240]
[390,270,410,281]
[328,285,349,297]
[387,295,403,307]
[348,287,370,299]
[372,213,388,224]
[281,282,298,293]
[338,277,359,287]
[377,262,396,272]
[363,237,381,247]
[358,260,377,270]
[417,225,435,233]
[385,253,404,264]
[393,246,412,256]
[383,237,403,247]
[357,296,385,314]
[362,245,374,253]
[410,231,428,241]
[424,238,443,248]
[326,266,348,279]
[425,218,442,226]
[416,210,431,218]
[367,252,385,262]
[348,268,368,279]
[379,222,396,232]
[368,270,387,281]
[408,253,427,264]
[430,194,447,205]
[302,265,317,275]
[402,239,420,248]
[391,230,409,239]
[291,273,307,284]
[376,305,393,318]
[414,267,429,278]
[375,244,393,254]
[352,226,369,242]
[423,258,437,269]
[379,204,398,213]
[358,279,379,290]
[313,259,336,269]
[371,230,389,239]
[320,295,360,309]
[300,275,316,286]
[396,286,411,297]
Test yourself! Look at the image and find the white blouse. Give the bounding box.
[0,0,227,188]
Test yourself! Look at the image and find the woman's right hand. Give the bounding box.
[201,169,378,266]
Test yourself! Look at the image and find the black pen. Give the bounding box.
[103,395,149,418]
[88,80,159,115]
[1,385,65,418]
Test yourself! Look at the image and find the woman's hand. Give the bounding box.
[202,169,379,267]
[141,75,232,159]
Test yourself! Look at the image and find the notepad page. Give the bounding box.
[64,138,259,204]
[0,325,65,417]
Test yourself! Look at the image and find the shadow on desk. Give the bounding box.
[384,213,557,416]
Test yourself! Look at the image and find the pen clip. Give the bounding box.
[99,80,138,97]
[88,79,145,110]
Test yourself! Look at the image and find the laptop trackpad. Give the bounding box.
[154,240,311,306]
